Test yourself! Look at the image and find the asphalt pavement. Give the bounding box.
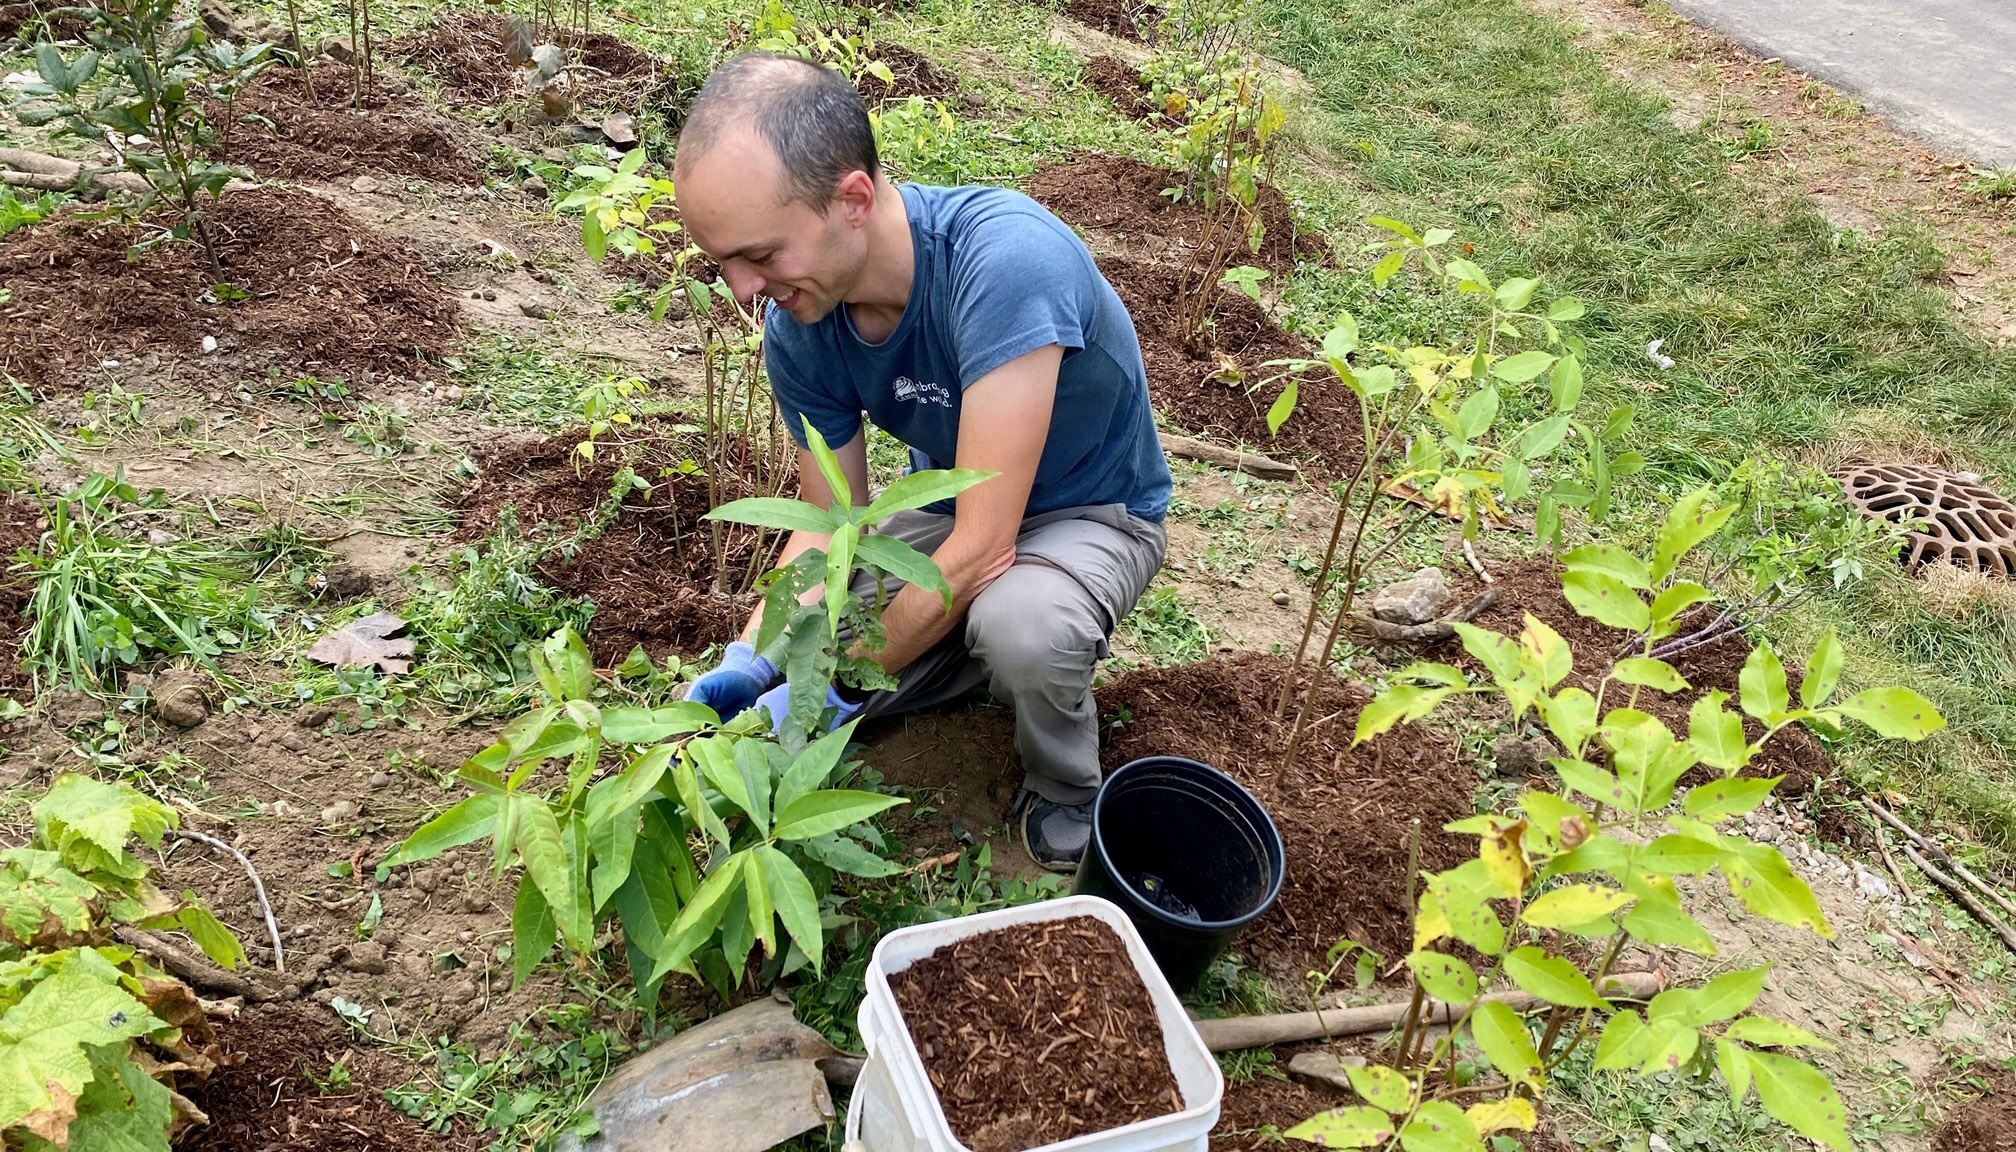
[1664,0,2016,166]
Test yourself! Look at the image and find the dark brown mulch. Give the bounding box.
[858,41,959,103]
[1097,653,1474,977]
[1099,257,1364,476]
[179,1005,485,1152]
[890,915,1183,1151]
[216,64,483,184]
[0,497,42,699]
[1083,53,1157,120]
[390,12,667,107]
[0,0,90,40]
[453,424,789,664]
[0,187,456,391]
[1452,560,1833,798]
[1029,153,1329,277]
[1062,0,1160,42]
[1933,1073,2016,1152]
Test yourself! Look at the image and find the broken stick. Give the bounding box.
[1158,432,1299,481]
[1901,845,2016,955]
[114,927,277,1002]
[1866,799,2016,921]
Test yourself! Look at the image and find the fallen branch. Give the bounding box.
[1158,432,1298,481]
[1192,971,1662,1052]
[114,927,276,1002]
[171,829,286,974]
[0,147,151,196]
[1462,538,1492,584]
[1873,825,1919,904]
[1344,584,1505,645]
[1902,845,2016,955]
[1866,799,2016,922]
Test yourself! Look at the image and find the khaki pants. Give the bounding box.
[853,504,1167,805]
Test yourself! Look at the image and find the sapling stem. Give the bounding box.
[284,0,314,102]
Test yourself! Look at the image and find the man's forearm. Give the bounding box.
[857,528,1015,672]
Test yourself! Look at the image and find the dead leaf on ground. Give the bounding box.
[305,611,416,674]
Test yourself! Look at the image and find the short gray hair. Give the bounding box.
[678,52,879,210]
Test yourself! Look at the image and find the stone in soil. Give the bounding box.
[1371,566,1451,625]
[153,672,211,728]
[889,915,1183,1151]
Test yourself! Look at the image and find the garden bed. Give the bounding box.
[218,64,483,185]
[1096,652,1473,976]
[0,497,41,699]
[1083,53,1157,120]
[1061,0,1158,42]
[1098,257,1364,474]
[861,41,960,102]
[391,12,669,108]
[1933,1073,2016,1151]
[0,187,457,391]
[1030,153,1328,277]
[453,424,786,664]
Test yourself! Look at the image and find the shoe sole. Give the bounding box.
[1019,804,1081,875]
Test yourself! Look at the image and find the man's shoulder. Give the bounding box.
[907,183,1076,246]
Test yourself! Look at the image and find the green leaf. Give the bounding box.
[801,419,854,509]
[1738,643,1791,722]
[1371,248,1406,288]
[1724,1015,1831,1049]
[1638,1020,1701,1072]
[1452,622,1523,688]
[1471,1000,1543,1089]
[1650,967,1767,1027]
[776,720,860,818]
[1799,629,1845,709]
[1613,657,1688,693]
[1502,455,1531,500]
[1503,945,1608,1008]
[1494,277,1539,311]
[1547,297,1586,322]
[855,533,953,609]
[601,702,714,744]
[773,789,907,841]
[1648,580,1716,637]
[862,468,997,525]
[1620,875,1717,952]
[1561,570,1650,632]
[757,845,823,973]
[797,832,903,878]
[35,42,73,92]
[732,739,775,836]
[1398,1100,1481,1152]
[177,898,247,970]
[1515,414,1571,460]
[742,846,777,961]
[1354,684,1457,744]
[1749,1050,1852,1149]
[1688,692,1751,773]
[512,872,556,986]
[1456,387,1500,439]
[383,793,501,868]
[1523,883,1635,931]
[1683,777,1780,822]
[1267,377,1300,436]
[1408,950,1479,1003]
[1830,687,1946,741]
[1346,1064,1414,1113]
[1539,688,1598,753]
[674,749,734,849]
[1651,486,1737,583]
[1593,1010,1650,1071]
[1716,1036,1751,1099]
[824,520,861,638]
[1285,1106,1397,1147]
[1548,353,1584,411]
[1561,544,1652,591]
[588,801,640,912]
[1637,834,1727,875]
[590,746,676,829]
[653,854,747,983]
[0,952,158,1131]
[1604,710,1694,813]
[1518,615,1572,688]
[512,797,583,949]
[1490,350,1555,383]
[1552,757,1628,809]
[36,773,177,863]
[692,735,754,819]
[1721,841,1832,937]
[1423,862,1505,955]
[704,496,844,534]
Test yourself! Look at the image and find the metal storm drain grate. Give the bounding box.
[1839,463,2016,577]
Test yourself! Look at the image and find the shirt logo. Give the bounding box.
[891,375,952,408]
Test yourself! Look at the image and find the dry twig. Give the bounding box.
[171,829,287,973]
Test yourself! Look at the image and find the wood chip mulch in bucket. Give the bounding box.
[889,915,1183,1151]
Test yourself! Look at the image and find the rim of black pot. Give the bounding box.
[1089,755,1287,932]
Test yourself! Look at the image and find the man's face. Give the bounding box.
[674,128,869,325]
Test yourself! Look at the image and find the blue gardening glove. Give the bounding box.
[752,680,864,736]
[683,641,778,718]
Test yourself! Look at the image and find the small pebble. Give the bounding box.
[1271,591,1291,607]
[201,335,218,354]
[320,800,360,825]
[480,289,496,301]
[292,925,312,938]
[458,930,475,944]
[369,771,392,788]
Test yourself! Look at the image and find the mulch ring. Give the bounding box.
[859,41,960,103]
[391,11,669,107]
[1083,53,1157,120]
[0,187,456,392]
[1446,559,1835,801]
[453,423,790,664]
[216,64,483,185]
[0,497,43,700]
[1099,257,1364,477]
[1096,652,1475,979]
[179,1005,485,1152]
[1933,1072,2016,1152]
[1029,153,1329,277]
[1062,0,1160,42]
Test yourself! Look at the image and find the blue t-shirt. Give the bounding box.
[764,184,1171,523]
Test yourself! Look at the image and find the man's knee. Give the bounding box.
[966,566,1103,690]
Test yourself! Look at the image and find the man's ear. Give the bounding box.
[833,168,876,229]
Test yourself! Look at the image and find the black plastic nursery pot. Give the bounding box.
[1072,755,1286,994]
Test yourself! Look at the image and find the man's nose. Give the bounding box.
[722,264,764,304]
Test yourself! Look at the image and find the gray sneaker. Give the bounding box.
[1018,793,1093,873]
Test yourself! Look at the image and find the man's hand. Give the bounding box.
[683,640,778,716]
[862,344,1061,673]
[752,680,864,736]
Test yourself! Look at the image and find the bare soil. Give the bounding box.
[391,12,671,109]
[860,41,961,103]
[1098,257,1364,476]
[890,914,1183,1151]
[218,64,484,186]
[1933,1073,2016,1151]
[0,0,87,40]
[0,497,43,699]
[452,424,786,664]
[0,187,458,392]
[1096,653,1474,977]
[1061,0,1158,44]
[1029,153,1329,278]
[180,1004,485,1152]
[1082,54,1157,121]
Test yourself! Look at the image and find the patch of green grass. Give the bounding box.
[1962,168,2016,201]
[450,336,626,430]
[1217,1046,1288,1086]
[1117,583,1216,666]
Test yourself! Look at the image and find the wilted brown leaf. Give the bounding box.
[305,611,415,674]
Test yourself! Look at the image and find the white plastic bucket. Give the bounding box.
[845,894,1223,1152]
